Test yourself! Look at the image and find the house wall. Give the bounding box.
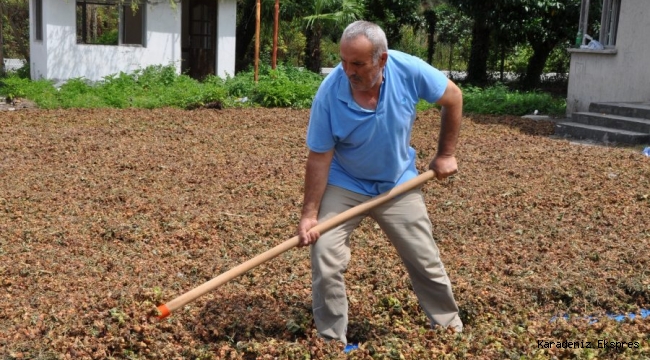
[216,0,237,78]
[30,0,182,82]
[566,0,650,115]
[29,0,47,80]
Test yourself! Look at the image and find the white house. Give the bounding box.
[555,0,650,144]
[28,0,237,83]
[566,0,649,115]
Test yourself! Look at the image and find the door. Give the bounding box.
[188,0,216,80]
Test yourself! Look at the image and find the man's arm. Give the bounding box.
[297,149,334,246]
[429,79,462,180]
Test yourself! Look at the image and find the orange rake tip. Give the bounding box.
[157,304,171,319]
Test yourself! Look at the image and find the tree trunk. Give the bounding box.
[235,0,258,73]
[465,15,490,86]
[521,40,555,90]
[424,9,436,65]
[304,24,322,74]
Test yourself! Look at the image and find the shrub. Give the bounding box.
[0,64,566,115]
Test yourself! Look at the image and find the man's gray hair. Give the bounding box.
[341,21,388,64]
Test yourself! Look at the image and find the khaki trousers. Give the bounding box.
[310,185,462,343]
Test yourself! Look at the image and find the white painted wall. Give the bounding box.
[29,0,47,80]
[567,0,650,115]
[30,0,236,82]
[30,0,182,82]
[216,0,237,78]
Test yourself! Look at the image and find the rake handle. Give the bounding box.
[157,170,437,319]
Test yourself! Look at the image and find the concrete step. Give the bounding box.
[555,121,650,145]
[589,102,650,119]
[572,112,650,133]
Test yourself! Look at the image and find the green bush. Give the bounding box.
[0,64,566,116]
[462,83,566,116]
[251,65,321,108]
[0,76,29,101]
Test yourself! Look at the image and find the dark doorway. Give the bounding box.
[183,0,217,80]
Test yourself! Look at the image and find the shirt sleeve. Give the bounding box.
[414,56,449,103]
[306,91,335,153]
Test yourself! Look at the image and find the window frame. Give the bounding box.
[75,0,146,47]
[599,0,620,48]
[34,0,43,41]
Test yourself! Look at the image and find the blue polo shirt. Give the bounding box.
[306,50,449,196]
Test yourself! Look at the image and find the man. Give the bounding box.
[297,20,463,344]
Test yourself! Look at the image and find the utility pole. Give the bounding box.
[0,2,5,76]
[254,0,261,82]
[272,0,279,69]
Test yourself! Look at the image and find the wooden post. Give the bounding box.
[254,0,261,82]
[272,0,279,69]
[0,2,4,76]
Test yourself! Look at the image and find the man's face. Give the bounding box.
[340,36,387,92]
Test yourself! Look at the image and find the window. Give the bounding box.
[34,0,43,41]
[599,0,619,47]
[122,5,145,45]
[577,0,620,48]
[76,0,145,46]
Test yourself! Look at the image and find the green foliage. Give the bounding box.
[13,62,31,79]
[393,25,427,60]
[544,43,571,74]
[0,64,566,116]
[223,70,256,98]
[95,29,119,46]
[0,75,28,101]
[461,83,566,116]
[320,38,340,68]
[1,0,30,59]
[57,78,104,108]
[503,45,534,75]
[250,65,322,108]
[434,3,473,45]
[364,0,421,46]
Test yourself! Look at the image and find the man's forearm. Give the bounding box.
[437,103,462,157]
[436,80,463,157]
[301,150,333,218]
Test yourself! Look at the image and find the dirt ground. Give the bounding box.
[0,97,39,111]
[0,107,648,359]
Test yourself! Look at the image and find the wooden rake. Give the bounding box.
[157,170,437,319]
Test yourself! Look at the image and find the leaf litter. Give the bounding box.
[0,108,648,359]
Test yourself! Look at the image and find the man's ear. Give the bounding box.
[379,52,388,67]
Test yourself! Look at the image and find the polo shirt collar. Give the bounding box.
[336,70,387,111]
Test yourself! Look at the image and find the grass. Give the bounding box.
[0,64,566,116]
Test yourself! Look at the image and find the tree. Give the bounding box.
[516,0,580,90]
[447,0,499,85]
[1,0,29,63]
[363,0,421,47]
[302,0,363,73]
[434,3,472,71]
[235,0,314,73]
[449,0,580,88]
[236,0,260,73]
[422,8,436,65]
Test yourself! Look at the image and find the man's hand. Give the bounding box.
[428,155,458,180]
[297,150,333,247]
[297,216,320,247]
